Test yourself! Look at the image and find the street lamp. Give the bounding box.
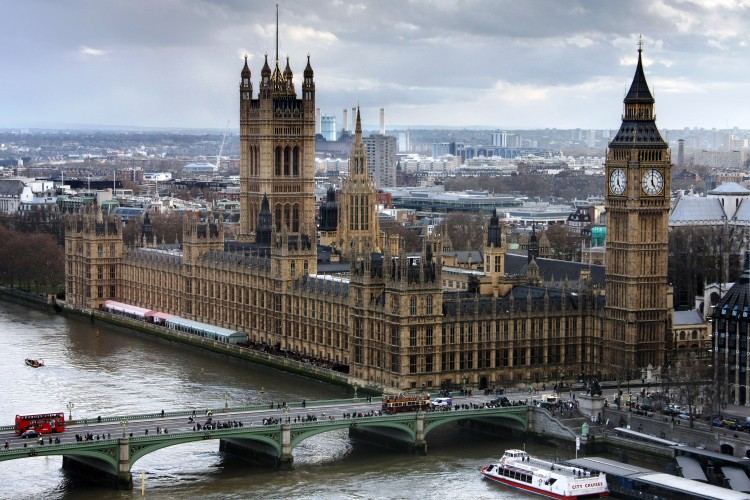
[67,402,74,421]
[120,419,128,438]
[224,390,230,410]
[353,383,358,401]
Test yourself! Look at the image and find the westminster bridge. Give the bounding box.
[0,396,532,490]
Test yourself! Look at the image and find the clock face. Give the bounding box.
[609,168,626,195]
[641,169,664,196]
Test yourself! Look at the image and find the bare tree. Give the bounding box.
[440,212,485,251]
[544,224,581,261]
[380,220,421,252]
[671,352,712,428]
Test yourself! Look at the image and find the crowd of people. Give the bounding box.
[238,340,349,374]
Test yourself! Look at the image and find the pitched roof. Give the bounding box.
[673,309,704,326]
[669,196,726,223]
[505,254,605,288]
[708,182,749,196]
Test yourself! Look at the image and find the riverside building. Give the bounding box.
[65,41,671,392]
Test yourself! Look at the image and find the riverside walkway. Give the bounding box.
[0,396,529,490]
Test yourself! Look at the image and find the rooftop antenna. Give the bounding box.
[275,3,279,63]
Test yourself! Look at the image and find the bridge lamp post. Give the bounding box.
[67,402,74,421]
[224,390,230,410]
[353,383,358,401]
[121,419,128,438]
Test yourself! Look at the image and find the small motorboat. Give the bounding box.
[25,359,45,368]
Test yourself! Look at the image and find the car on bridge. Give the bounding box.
[431,397,453,408]
[489,396,511,407]
[21,430,40,438]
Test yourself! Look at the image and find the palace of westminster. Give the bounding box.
[64,41,674,393]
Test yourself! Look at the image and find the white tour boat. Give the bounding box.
[481,449,609,499]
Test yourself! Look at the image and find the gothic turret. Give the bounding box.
[337,107,381,261]
[528,224,539,264]
[240,54,252,104]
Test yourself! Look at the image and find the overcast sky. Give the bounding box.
[3,0,750,131]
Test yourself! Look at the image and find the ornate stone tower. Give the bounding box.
[238,48,316,243]
[338,107,381,261]
[484,209,508,296]
[64,206,123,309]
[604,41,672,374]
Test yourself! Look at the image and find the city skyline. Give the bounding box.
[3,0,750,131]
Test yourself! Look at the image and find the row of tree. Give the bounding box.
[0,223,64,293]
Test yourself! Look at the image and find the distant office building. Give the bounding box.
[492,131,509,147]
[431,142,451,158]
[321,115,337,141]
[692,150,748,169]
[678,139,685,167]
[398,131,411,152]
[364,133,397,188]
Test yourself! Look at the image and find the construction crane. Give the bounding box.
[216,120,230,171]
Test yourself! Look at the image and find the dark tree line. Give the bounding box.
[0,222,64,293]
[444,171,603,201]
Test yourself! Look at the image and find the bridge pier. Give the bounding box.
[117,437,133,489]
[413,413,427,455]
[279,423,293,470]
[61,438,132,490]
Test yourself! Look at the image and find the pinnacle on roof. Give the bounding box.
[241,54,251,78]
[354,106,362,142]
[625,38,654,105]
[304,53,314,78]
[261,53,271,77]
[284,55,293,80]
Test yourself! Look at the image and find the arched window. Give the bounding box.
[284,204,291,229]
[275,147,282,176]
[275,205,282,232]
[410,296,417,316]
[426,295,433,315]
[293,147,299,176]
[292,204,300,232]
[284,146,291,176]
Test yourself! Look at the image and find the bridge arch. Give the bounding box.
[290,417,417,449]
[422,409,528,438]
[129,430,282,465]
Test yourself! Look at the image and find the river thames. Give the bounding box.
[0,299,579,500]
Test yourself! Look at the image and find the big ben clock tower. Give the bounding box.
[605,39,672,375]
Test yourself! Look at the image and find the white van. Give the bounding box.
[431,397,453,408]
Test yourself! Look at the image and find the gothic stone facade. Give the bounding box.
[64,46,670,391]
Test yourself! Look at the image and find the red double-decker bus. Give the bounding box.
[381,393,431,414]
[14,412,66,435]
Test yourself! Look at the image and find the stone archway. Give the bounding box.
[479,376,488,391]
